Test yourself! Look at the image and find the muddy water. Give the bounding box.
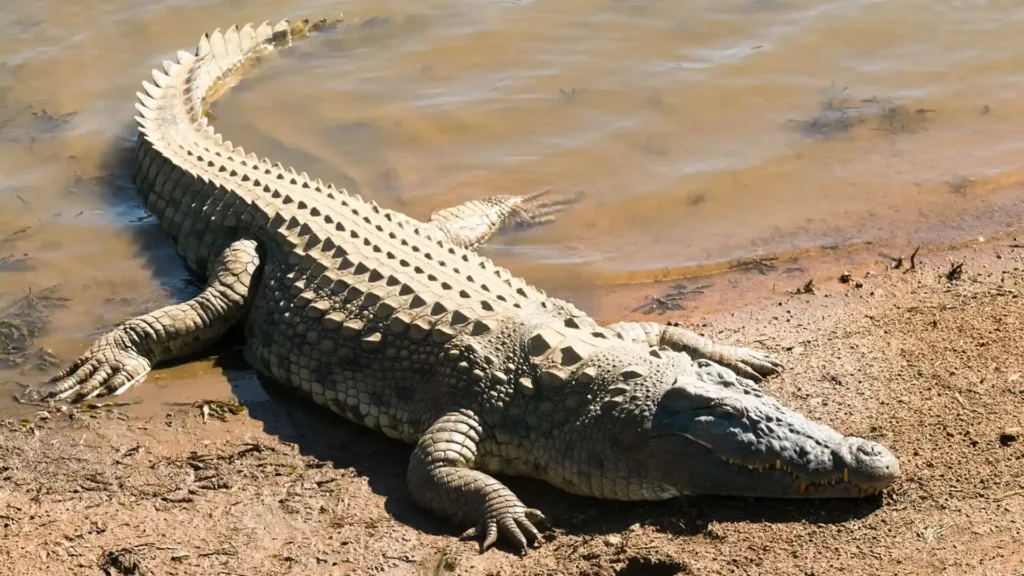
[3,0,1024,415]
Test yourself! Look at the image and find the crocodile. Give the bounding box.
[28,16,900,552]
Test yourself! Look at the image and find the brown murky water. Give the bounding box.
[4,0,1024,413]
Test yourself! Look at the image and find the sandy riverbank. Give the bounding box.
[1,236,1023,576]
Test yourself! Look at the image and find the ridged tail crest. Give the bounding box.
[128,13,554,307]
[128,16,346,274]
[133,17,342,141]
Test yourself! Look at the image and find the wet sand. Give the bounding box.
[2,239,1023,575]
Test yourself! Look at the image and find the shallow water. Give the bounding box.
[3,0,1024,412]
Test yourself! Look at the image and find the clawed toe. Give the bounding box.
[460,508,546,553]
[735,349,784,381]
[30,341,152,404]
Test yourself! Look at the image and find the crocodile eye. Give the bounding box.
[709,400,746,419]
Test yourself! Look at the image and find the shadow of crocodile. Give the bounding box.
[223,357,886,546]
[201,340,886,549]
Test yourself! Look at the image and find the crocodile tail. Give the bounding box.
[129,17,342,273]
[133,17,341,143]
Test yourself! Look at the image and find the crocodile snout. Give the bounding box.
[842,438,901,490]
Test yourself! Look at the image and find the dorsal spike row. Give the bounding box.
[141,80,162,99]
[255,21,274,45]
[160,60,179,76]
[208,28,230,71]
[196,34,213,58]
[272,19,292,47]
[134,102,156,120]
[136,92,156,109]
[223,24,242,61]
[239,24,257,52]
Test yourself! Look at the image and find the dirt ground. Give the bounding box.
[2,239,1024,576]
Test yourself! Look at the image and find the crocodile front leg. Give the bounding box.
[26,238,263,402]
[427,188,584,249]
[407,410,546,553]
[605,321,783,382]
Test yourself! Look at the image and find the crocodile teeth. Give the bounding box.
[843,468,849,483]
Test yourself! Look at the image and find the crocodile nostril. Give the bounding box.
[857,441,885,459]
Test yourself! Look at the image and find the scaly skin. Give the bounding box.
[27,15,899,553]
[421,194,782,382]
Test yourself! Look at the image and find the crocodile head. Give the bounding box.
[638,361,899,498]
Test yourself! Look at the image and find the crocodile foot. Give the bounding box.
[459,502,547,553]
[663,321,783,384]
[24,330,152,403]
[716,345,784,383]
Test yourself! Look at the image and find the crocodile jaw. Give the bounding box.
[641,377,900,499]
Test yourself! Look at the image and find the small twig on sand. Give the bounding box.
[199,545,239,558]
[793,279,817,295]
[952,391,969,410]
[905,246,921,272]
[946,261,964,283]
[995,489,1024,501]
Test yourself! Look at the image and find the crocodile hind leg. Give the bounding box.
[25,238,263,403]
[426,192,780,382]
[407,410,545,553]
[605,321,783,383]
[426,188,585,249]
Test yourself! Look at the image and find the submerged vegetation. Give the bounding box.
[792,83,934,139]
